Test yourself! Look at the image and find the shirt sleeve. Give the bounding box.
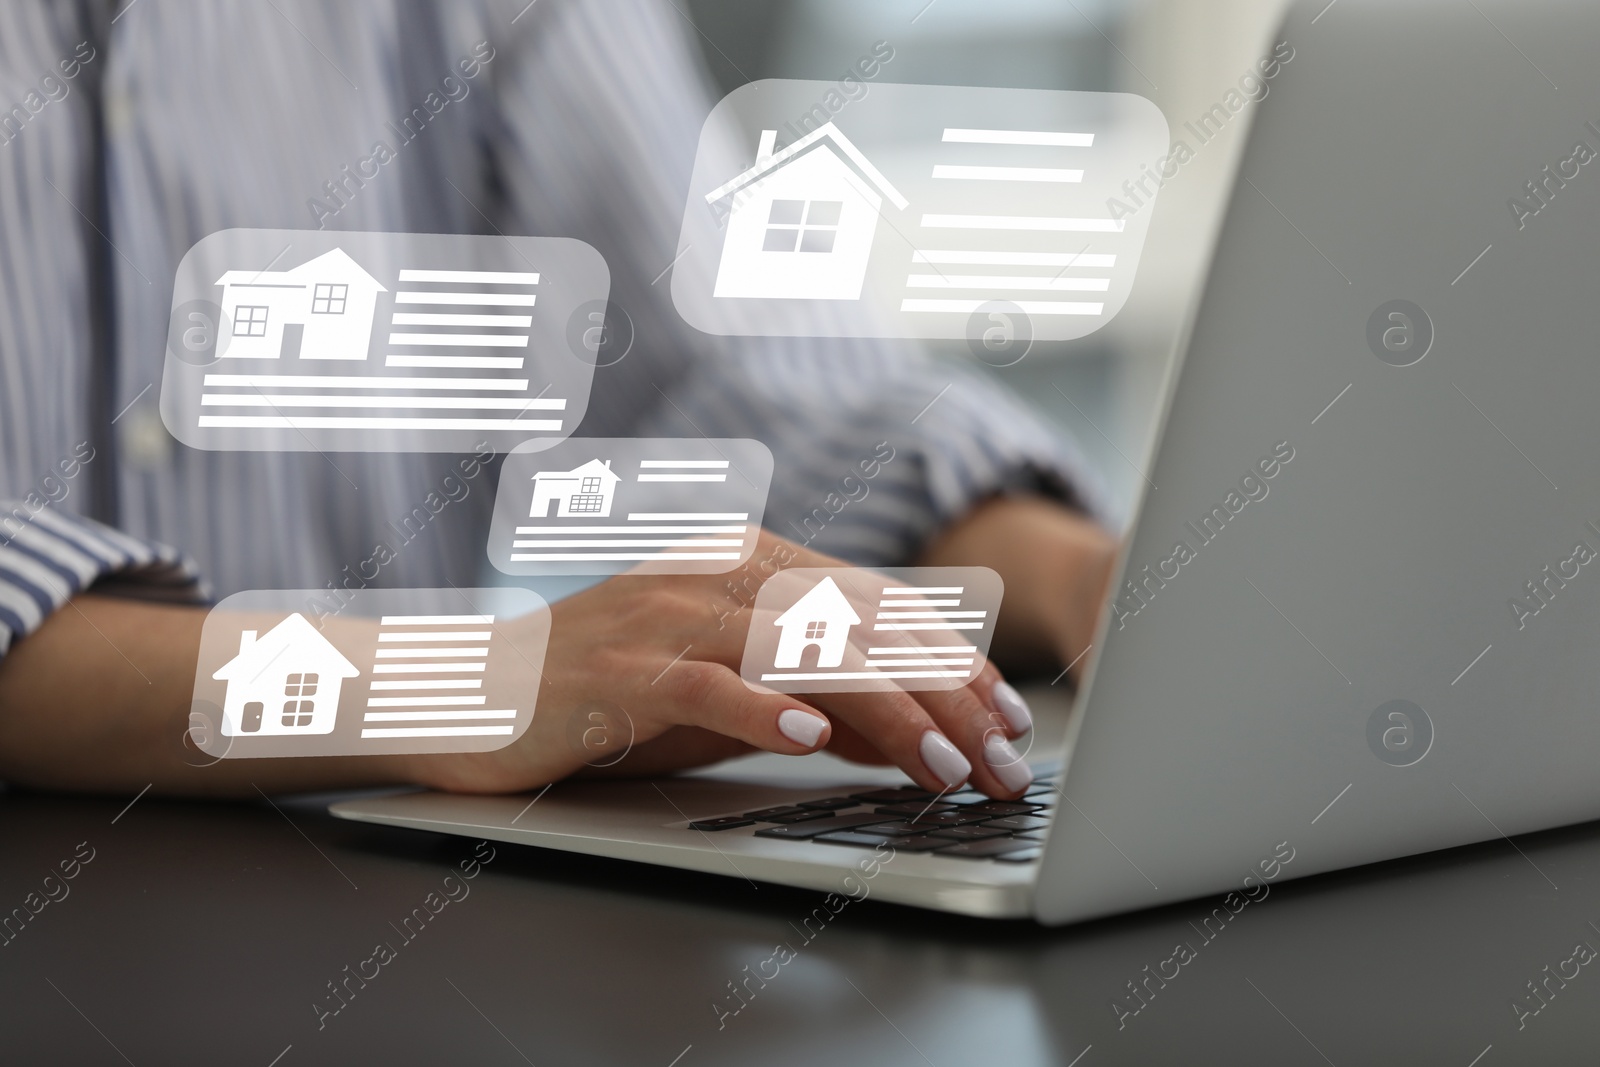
[632,341,1112,565]
[0,506,208,660]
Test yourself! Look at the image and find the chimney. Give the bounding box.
[756,130,777,164]
[238,630,257,655]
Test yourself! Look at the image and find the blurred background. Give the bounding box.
[685,0,1287,522]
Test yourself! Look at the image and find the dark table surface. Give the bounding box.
[2,783,1597,1066]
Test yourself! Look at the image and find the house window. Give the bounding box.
[281,672,320,728]
[804,621,828,640]
[568,475,606,513]
[311,283,348,314]
[233,305,269,337]
[763,199,843,254]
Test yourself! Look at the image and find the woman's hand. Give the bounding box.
[915,495,1117,679]
[401,529,1040,799]
[0,502,1111,800]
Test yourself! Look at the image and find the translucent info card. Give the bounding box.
[190,587,548,759]
[741,567,1004,694]
[672,82,1168,341]
[487,437,774,576]
[160,229,609,453]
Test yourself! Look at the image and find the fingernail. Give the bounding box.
[919,730,972,788]
[991,680,1033,734]
[777,708,827,748]
[983,733,1032,794]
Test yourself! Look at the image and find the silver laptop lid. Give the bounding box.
[1038,0,1599,923]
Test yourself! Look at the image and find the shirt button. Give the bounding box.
[120,405,173,468]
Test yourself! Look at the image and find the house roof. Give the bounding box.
[533,457,620,483]
[775,576,862,628]
[216,247,388,290]
[213,612,360,682]
[704,122,909,211]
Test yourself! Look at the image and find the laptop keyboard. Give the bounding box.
[685,777,1056,864]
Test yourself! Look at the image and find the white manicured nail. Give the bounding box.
[777,708,827,748]
[983,733,1032,794]
[992,680,1033,734]
[919,730,972,788]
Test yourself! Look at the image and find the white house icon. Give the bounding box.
[704,122,908,302]
[215,247,386,361]
[213,613,360,737]
[773,576,861,670]
[530,458,622,518]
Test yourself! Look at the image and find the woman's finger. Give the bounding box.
[908,680,1032,798]
[809,688,970,794]
[821,718,895,765]
[651,658,834,756]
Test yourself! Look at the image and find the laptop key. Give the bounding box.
[753,813,897,840]
[873,834,951,852]
[813,830,948,850]
[817,832,949,851]
[688,816,755,831]
[742,805,808,821]
[994,848,1043,863]
[903,810,990,828]
[865,812,989,837]
[1024,783,1057,797]
[935,837,1040,858]
[767,809,837,824]
[797,797,861,811]
[929,824,1010,840]
[983,814,1050,832]
[850,787,939,804]
[958,801,1045,817]
[875,802,958,816]
[848,820,931,837]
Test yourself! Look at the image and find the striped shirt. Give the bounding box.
[0,0,1103,660]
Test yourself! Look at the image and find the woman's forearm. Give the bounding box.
[0,594,407,796]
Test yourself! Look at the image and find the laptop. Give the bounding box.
[333,0,1600,923]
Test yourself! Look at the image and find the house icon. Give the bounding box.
[703,121,908,302]
[213,613,360,737]
[530,458,622,518]
[215,247,386,361]
[773,576,861,670]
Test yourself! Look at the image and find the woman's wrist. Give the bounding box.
[915,495,1116,673]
